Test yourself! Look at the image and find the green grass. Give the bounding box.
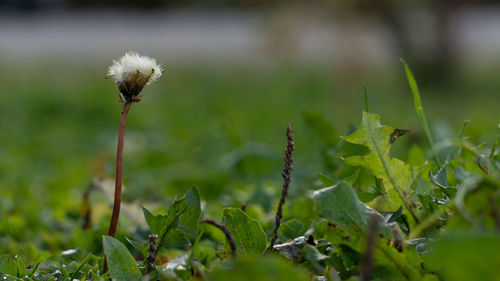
[0,60,499,263]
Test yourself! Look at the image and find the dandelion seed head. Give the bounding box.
[107,52,163,102]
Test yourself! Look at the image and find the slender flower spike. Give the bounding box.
[107,52,162,103]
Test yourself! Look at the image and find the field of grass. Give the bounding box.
[0,60,499,280]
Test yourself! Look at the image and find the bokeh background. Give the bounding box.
[0,0,499,256]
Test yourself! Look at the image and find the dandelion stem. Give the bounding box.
[108,102,132,237]
[103,101,132,274]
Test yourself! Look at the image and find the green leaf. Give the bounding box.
[303,244,329,262]
[143,206,188,248]
[102,236,142,281]
[222,207,267,256]
[357,191,380,203]
[429,164,449,189]
[342,111,416,222]
[142,198,191,252]
[373,239,424,281]
[179,186,202,241]
[163,229,191,247]
[125,237,148,258]
[313,181,395,238]
[142,207,163,235]
[278,219,304,242]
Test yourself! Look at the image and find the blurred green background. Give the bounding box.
[0,0,499,259]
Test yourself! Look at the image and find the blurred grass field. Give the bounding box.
[0,60,498,257]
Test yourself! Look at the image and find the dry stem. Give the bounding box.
[267,124,294,253]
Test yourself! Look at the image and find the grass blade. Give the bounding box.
[401,59,440,166]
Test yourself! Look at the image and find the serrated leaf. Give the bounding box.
[179,186,201,241]
[143,206,189,248]
[142,198,190,252]
[342,112,415,221]
[222,207,267,256]
[102,236,142,281]
[313,181,395,238]
[163,229,191,247]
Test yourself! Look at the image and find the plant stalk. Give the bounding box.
[267,124,294,252]
[103,102,132,274]
[108,102,132,237]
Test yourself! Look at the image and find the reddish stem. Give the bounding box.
[108,102,132,237]
[103,102,132,274]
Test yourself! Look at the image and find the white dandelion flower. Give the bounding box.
[107,52,163,102]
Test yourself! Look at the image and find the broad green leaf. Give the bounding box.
[163,229,191,247]
[142,198,190,252]
[179,186,201,241]
[313,181,395,238]
[222,207,267,256]
[209,255,309,281]
[143,207,164,235]
[102,236,142,281]
[143,206,190,248]
[342,112,415,221]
